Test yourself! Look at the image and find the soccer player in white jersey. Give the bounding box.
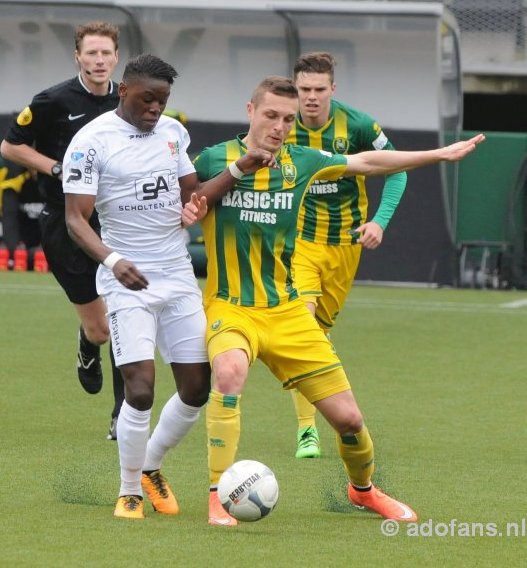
[62,54,276,519]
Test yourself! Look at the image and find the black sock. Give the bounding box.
[79,325,100,357]
[109,345,125,418]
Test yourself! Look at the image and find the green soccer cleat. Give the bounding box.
[295,426,321,459]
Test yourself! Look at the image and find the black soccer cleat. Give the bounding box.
[107,416,118,441]
[77,326,103,394]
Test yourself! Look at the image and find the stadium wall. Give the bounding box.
[0,0,460,284]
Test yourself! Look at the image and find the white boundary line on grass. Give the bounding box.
[500,299,527,309]
[3,282,527,313]
[0,283,60,295]
[346,298,527,314]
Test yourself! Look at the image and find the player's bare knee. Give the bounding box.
[178,381,210,407]
[126,387,154,411]
[326,404,364,435]
[213,375,244,395]
[172,362,210,407]
[337,413,364,435]
[121,365,154,410]
[212,356,247,394]
[212,366,245,395]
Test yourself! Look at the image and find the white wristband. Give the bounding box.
[103,252,123,270]
[228,161,244,180]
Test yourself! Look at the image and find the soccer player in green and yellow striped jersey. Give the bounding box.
[188,75,483,526]
[195,137,348,309]
[286,52,407,459]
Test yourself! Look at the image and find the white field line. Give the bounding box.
[345,297,527,314]
[500,299,527,309]
[0,283,61,295]
[2,282,527,314]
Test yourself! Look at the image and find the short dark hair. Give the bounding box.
[251,76,298,106]
[75,21,119,52]
[123,54,178,85]
[293,52,336,82]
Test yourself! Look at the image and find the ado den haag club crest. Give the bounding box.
[281,163,297,184]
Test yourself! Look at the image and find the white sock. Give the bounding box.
[142,393,201,472]
[117,400,151,497]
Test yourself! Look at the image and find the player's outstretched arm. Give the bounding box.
[345,133,485,177]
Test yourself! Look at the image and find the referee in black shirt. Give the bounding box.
[1,21,124,440]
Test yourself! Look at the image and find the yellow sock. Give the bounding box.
[336,426,374,488]
[290,388,317,428]
[206,389,241,486]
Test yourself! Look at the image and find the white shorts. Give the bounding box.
[97,261,208,366]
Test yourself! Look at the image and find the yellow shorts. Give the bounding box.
[205,298,351,402]
[293,238,362,331]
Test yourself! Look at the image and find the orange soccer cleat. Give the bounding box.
[141,470,180,515]
[114,495,145,519]
[347,483,417,522]
[208,490,238,527]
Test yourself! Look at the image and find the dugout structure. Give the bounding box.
[0,0,463,284]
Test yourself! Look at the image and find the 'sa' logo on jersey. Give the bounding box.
[136,170,173,201]
[333,137,349,154]
[281,163,297,185]
[16,107,32,126]
[211,320,222,331]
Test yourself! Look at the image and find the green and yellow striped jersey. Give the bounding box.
[194,135,347,307]
[286,99,395,245]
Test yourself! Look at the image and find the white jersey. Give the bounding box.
[63,111,195,269]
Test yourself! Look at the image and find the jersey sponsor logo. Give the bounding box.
[372,131,388,150]
[135,169,175,201]
[82,148,97,184]
[240,210,277,223]
[68,113,86,121]
[16,107,32,126]
[222,190,293,210]
[281,163,297,185]
[66,168,82,183]
[308,179,339,194]
[332,137,349,154]
[221,189,294,225]
[167,141,179,156]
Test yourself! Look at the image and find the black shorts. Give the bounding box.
[39,206,99,305]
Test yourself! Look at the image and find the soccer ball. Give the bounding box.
[217,460,279,522]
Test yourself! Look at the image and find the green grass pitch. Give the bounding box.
[0,272,525,567]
